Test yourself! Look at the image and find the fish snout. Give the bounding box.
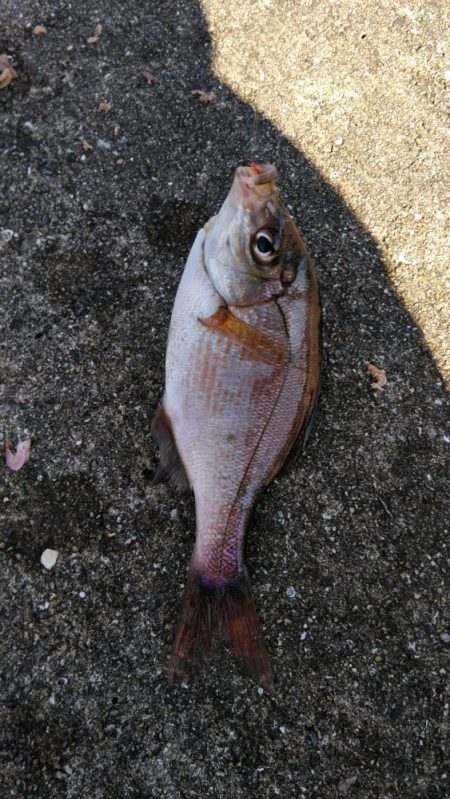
[232,163,279,210]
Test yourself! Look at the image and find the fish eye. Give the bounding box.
[252,229,277,262]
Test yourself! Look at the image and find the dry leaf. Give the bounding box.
[114,125,121,137]
[81,139,93,151]
[87,23,102,43]
[98,100,111,113]
[0,53,17,90]
[142,70,157,86]
[365,362,387,391]
[5,436,31,471]
[191,89,217,103]
[32,24,48,36]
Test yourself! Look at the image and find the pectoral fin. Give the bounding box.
[151,405,190,491]
[199,307,287,365]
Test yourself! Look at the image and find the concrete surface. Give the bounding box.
[0,1,448,798]
[205,0,450,383]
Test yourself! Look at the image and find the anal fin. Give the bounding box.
[151,405,190,491]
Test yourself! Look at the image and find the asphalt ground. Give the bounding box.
[1,2,449,797]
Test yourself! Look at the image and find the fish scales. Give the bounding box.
[152,163,321,692]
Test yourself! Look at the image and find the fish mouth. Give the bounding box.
[232,162,280,210]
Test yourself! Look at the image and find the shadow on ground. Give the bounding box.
[0,2,448,798]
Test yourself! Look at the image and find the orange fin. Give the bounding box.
[169,568,275,695]
[199,307,287,366]
[150,405,190,491]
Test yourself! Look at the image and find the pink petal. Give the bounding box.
[5,437,31,471]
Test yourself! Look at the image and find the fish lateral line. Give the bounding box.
[198,306,288,365]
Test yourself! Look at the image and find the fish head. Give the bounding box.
[204,164,303,304]
[225,162,286,280]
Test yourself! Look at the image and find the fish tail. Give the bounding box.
[168,566,275,695]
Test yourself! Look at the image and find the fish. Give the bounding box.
[151,162,321,693]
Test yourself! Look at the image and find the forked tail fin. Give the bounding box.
[168,568,275,694]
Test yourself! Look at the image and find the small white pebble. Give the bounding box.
[339,776,358,793]
[396,251,409,264]
[257,686,264,696]
[79,591,86,599]
[40,549,58,570]
[170,508,178,519]
[286,586,296,598]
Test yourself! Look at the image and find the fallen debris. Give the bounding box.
[5,436,31,471]
[0,54,17,89]
[40,549,59,570]
[365,361,387,391]
[81,139,93,151]
[87,23,102,44]
[191,89,217,103]
[98,100,112,113]
[142,71,157,86]
[32,24,48,36]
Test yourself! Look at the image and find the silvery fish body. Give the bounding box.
[152,164,321,692]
